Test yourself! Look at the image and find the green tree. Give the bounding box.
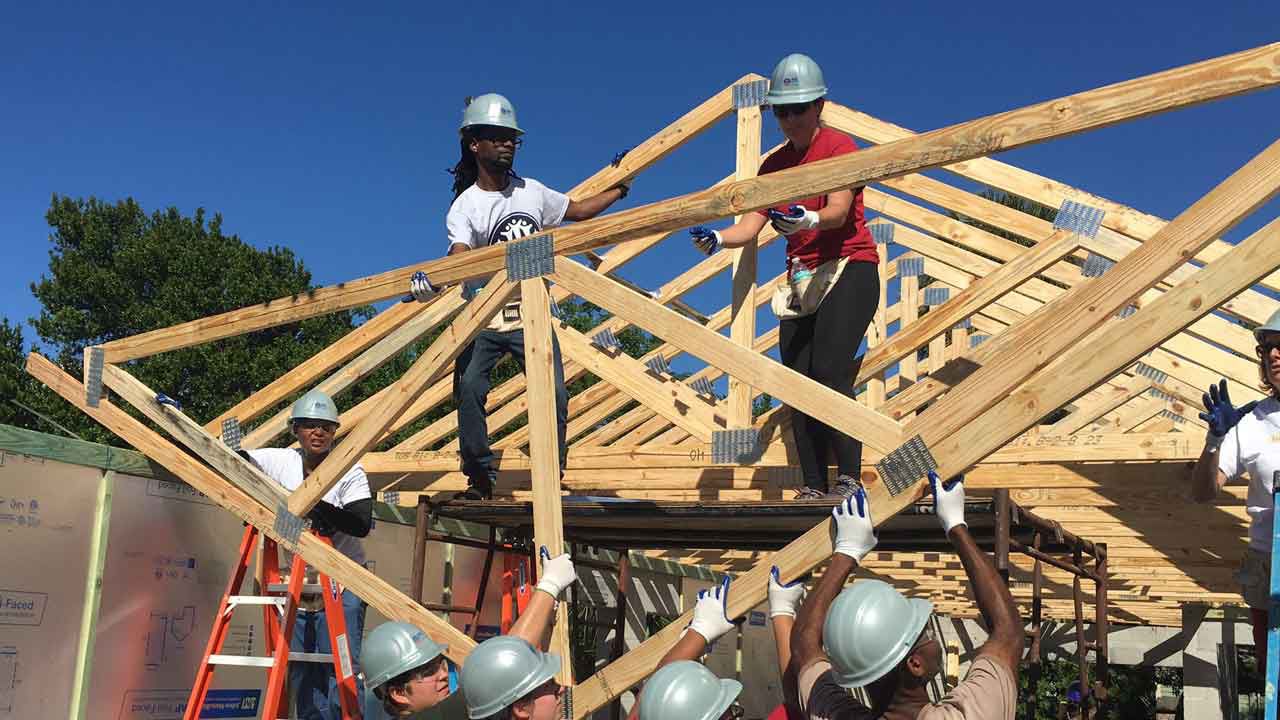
[21,195,370,444]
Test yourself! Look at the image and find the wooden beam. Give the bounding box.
[241,287,467,449]
[98,45,1280,365]
[549,257,905,453]
[204,299,424,433]
[1047,373,1153,435]
[729,102,762,426]
[909,138,1280,446]
[286,274,519,516]
[519,279,573,683]
[553,323,724,442]
[25,352,477,662]
[101,363,287,510]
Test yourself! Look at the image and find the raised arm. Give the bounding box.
[789,493,877,683]
[508,547,576,649]
[1191,380,1251,502]
[769,566,806,709]
[930,472,1023,672]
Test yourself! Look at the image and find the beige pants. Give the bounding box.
[1237,548,1271,609]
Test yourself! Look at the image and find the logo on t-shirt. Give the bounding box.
[489,212,541,246]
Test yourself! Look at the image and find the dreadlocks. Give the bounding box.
[448,132,479,201]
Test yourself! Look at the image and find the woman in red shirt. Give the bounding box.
[690,54,879,500]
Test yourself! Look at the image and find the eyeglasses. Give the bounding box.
[771,102,812,118]
[473,128,523,146]
[294,419,337,432]
[1258,337,1280,356]
[529,678,561,698]
[414,656,446,679]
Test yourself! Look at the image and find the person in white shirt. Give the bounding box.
[1191,308,1280,671]
[247,388,373,720]
[410,93,631,500]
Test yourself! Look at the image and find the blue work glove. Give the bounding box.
[534,545,578,599]
[928,471,966,534]
[1200,379,1256,450]
[830,489,877,562]
[690,227,722,256]
[409,271,439,302]
[687,576,735,645]
[768,566,806,618]
[768,205,820,235]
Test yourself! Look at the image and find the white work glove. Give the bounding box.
[687,576,735,645]
[535,546,577,599]
[830,490,877,562]
[768,566,806,618]
[409,271,439,302]
[929,471,967,534]
[689,227,723,256]
[768,205,820,235]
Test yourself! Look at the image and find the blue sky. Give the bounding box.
[3,1,1277,379]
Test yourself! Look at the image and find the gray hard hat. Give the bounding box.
[1255,309,1280,341]
[823,580,933,688]
[639,661,742,720]
[461,93,523,135]
[764,53,828,106]
[460,636,560,719]
[290,389,340,425]
[362,621,448,691]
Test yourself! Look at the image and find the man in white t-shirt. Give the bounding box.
[247,388,373,720]
[1191,308,1280,670]
[411,93,631,500]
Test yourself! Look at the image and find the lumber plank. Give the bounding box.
[286,274,519,515]
[519,279,574,683]
[205,299,425,433]
[729,102,762,426]
[1048,374,1154,435]
[550,258,904,453]
[98,45,1280,366]
[25,353,477,661]
[101,363,287,510]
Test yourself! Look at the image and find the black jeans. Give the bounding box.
[454,328,569,489]
[779,261,880,491]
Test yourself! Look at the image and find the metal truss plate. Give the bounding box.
[1054,199,1105,239]
[923,287,949,306]
[953,317,972,330]
[591,327,621,351]
[732,79,769,109]
[274,503,306,546]
[382,490,401,506]
[506,233,554,281]
[1158,409,1186,424]
[1133,362,1168,384]
[689,377,716,397]
[644,354,671,376]
[898,256,924,277]
[869,223,895,245]
[1080,251,1115,278]
[970,334,990,348]
[874,434,938,497]
[85,347,104,408]
[1115,304,1137,319]
[220,418,243,451]
[711,428,762,464]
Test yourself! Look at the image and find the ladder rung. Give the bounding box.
[267,583,325,594]
[227,596,286,606]
[208,651,334,667]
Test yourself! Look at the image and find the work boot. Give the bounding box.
[793,486,826,501]
[829,475,860,499]
[452,474,495,502]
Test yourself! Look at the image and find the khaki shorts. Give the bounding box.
[1236,548,1271,610]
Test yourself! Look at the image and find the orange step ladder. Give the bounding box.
[184,525,362,720]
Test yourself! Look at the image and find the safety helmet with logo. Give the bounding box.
[1255,309,1280,342]
[290,388,340,425]
[362,621,448,691]
[822,579,933,688]
[639,661,742,720]
[460,635,560,719]
[764,53,828,106]
[461,93,524,135]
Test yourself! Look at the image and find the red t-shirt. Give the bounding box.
[767,703,804,720]
[756,126,878,270]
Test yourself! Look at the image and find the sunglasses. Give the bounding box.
[473,128,523,146]
[1258,338,1280,356]
[294,419,337,432]
[771,102,813,118]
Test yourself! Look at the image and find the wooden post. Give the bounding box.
[411,496,430,604]
[899,257,920,385]
[610,550,632,720]
[866,241,889,408]
[520,279,574,684]
[1073,547,1090,719]
[994,489,1010,584]
[729,102,762,427]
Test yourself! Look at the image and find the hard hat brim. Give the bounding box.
[705,679,743,720]
[831,598,934,689]
[764,88,828,106]
[460,122,525,136]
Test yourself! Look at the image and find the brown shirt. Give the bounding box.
[798,656,1016,720]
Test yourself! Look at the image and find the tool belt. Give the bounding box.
[770,255,850,319]
[487,303,524,333]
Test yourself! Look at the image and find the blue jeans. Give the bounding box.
[454,329,569,488]
[290,589,367,720]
